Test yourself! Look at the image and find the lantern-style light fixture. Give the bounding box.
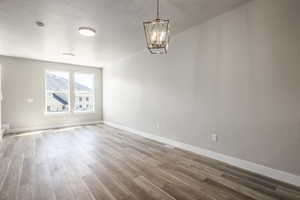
[143,0,170,54]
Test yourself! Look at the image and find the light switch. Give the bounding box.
[26,98,34,103]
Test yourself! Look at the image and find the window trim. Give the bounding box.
[73,72,96,114]
[44,70,71,115]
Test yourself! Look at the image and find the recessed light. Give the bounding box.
[62,52,75,57]
[78,27,96,37]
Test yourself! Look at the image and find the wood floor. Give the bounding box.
[0,125,299,200]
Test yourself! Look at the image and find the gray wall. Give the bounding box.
[103,0,300,175]
[1,56,102,130]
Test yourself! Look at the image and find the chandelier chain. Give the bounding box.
[156,0,160,19]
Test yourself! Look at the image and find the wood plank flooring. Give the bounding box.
[0,124,299,200]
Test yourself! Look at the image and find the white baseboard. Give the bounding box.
[103,121,300,187]
[6,120,103,134]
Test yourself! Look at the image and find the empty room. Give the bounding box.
[0,0,300,199]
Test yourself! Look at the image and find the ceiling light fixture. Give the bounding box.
[143,0,170,54]
[78,27,96,37]
[62,52,75,57]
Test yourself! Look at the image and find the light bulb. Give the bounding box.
[151,31,157,43]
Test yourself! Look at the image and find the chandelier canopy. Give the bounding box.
[143,0,170,54]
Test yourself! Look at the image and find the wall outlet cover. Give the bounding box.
[211,134,218,142]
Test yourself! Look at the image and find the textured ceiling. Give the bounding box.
[0,0,249,67]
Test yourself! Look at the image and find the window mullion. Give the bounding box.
[70,71,75,113]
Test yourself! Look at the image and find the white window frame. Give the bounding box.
[73,72,96,113]
[44,70,71,114]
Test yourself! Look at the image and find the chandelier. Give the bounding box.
[143,0,170,54]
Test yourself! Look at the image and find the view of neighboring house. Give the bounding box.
[46,92,69,112]
[46,72,94,113]
[74,91,95,112]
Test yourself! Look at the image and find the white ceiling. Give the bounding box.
[0,0,249,68]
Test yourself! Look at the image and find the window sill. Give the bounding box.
[73,111,96,115]
[44,112,71,116]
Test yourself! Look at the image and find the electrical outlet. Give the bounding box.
[211,134,218,142]
[155,122,160,129]
[2,124,10,130]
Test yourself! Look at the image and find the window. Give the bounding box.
[45,71,70,113]
[74,73,95,112]
[44,71,95,114]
